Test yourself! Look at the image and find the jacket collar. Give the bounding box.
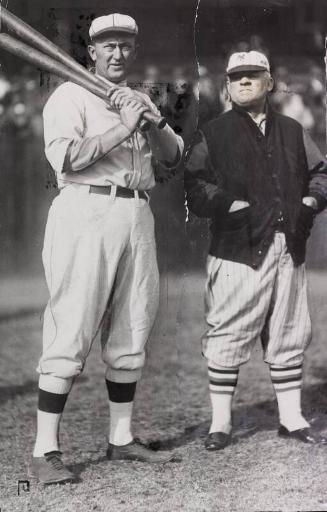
[232,100,274,136]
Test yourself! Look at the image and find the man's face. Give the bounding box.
[226,70,274,109]
[88,33,137,83]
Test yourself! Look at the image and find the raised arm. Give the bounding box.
[43,83,147,174]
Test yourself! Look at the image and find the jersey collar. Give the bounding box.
[95,75,127,88]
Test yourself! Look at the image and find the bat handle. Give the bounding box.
[143,110,167,129]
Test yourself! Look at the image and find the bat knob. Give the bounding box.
[139,119,151,132]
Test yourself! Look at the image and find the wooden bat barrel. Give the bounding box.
[0,33,114,100]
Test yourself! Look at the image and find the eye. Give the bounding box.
[121,45,133,52]
[229,75,241,82]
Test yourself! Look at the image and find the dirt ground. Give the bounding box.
[1,270,327,512]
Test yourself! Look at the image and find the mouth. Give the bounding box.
[109,63,124,70]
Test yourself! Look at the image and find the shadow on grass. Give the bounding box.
[3,369,327,479]
[0,380,38,405]
[68,455,110,479]
[148,376,327,451]
[66,375,327,477]
[0,374,90,405]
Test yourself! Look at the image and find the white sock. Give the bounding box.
[33,375,73,457]
[208,362,239,435]
[276,389,309,431]
[210,394,233,434]
[33,410,62,457]
[270,365,309,431]
[109,400,134,446]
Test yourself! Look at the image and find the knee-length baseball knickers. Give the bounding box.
[203,233,311,368]
[38,184,159,383]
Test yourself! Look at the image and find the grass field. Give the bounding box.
[1,270,327,512]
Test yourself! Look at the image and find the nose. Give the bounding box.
[112,45,123,60]
[240,76,252,84]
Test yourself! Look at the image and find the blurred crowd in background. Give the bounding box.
[0,34,325,146]
[0,35,325,146]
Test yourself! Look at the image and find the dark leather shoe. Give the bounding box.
[278,425,327,445]
[205,432,231,451]
[28,451,75,485]
[106,439,175,463]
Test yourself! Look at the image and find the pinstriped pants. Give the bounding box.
[203,233,312,368]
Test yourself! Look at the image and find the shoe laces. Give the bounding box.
[44,451,66,471]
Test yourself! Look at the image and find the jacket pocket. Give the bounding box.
[220,205,252,231]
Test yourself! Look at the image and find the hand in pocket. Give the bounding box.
[228,200,250,213]
[296,203,316,240]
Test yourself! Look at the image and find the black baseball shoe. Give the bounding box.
[278,425,327,445]
[28,451,75,484]
[106,438,175,463]
[205,432,231,451]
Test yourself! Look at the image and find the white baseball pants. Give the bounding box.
[203,233,312,367]
[37,184,159,383]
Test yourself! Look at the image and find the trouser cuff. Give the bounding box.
[105,367,142,383]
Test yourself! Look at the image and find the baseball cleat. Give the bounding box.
[106,438,175,463]
[205,432,231,451]
[278,425,327,445]
[28,451,75,484]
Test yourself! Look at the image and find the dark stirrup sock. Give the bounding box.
[105,380,137,403]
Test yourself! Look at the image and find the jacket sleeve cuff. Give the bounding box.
[308,192,327,213]
[213,193,235,217]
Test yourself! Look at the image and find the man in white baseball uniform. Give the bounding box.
[29,13,183,484]
[185,51,327,450]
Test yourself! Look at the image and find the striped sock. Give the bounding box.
[208,362,239,435]
[33,375,73,457]
[270,364,309,431]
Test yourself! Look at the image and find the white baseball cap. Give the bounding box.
[226,51,270,75]
[89,14,138,40]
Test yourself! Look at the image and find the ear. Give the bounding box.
[133,43,139,61]
[88,44,97,63]
[267,74,274,92]
[225,76,231,95]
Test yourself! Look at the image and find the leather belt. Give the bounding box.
[89,185,148,200]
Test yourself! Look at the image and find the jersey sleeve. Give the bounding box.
[43,83,130,174]
[138,92,184,168]
[43,83,85,174]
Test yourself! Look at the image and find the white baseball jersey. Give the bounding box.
[43,81,183,189]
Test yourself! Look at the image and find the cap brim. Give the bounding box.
[90,27,138,39]
[227,65,268,75]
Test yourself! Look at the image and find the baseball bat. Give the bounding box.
[0,34,113,99]
[0,7,114,94]
[0,7,166,129]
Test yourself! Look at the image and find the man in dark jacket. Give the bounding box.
[185,50,327,451]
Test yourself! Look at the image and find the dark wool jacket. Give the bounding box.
[185,103,327,268]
